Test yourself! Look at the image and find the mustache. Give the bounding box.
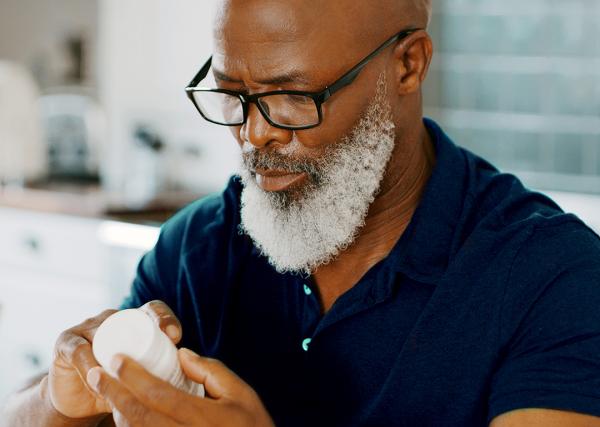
[241,149,323,177]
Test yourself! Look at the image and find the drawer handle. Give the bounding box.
[24,352,42,368]
[23,236,41,253]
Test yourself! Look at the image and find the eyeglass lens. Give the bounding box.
[192,91,244,125]
[192,91,320,128]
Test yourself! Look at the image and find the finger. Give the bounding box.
[109,354,193,421]
[56,333,99,378]
[51,336,102,409]
[140,300,182,344]
[59,309,118,376]
[78,309,119,342]
[87,367,173,427]
[179,348,247,400]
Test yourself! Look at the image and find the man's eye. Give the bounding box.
[286,94,312,104]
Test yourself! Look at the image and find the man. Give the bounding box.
[3,0,600,426]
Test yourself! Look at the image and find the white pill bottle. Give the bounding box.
[93,308,205,397]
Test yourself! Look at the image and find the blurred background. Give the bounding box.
[0,0,599,402]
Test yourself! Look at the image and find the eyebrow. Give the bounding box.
[213,68,313,86]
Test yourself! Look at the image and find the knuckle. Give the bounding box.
[56,333,87,361]
[145,386,168,404]
[55,330,71,346]
[70,341,92,365]
[72,339,90,355]
[127,400,149,423]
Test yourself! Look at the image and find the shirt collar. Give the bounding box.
[388,118,469,285]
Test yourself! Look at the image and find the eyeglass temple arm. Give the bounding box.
[187,56,213,89]
[186,28,420,94]
[320,29,420,102]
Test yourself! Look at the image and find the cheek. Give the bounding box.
[295,87,369,150]
[293,109,357,152]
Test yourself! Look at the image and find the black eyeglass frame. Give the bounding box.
[185,28,421,130]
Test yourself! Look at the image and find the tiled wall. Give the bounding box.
[424,0,600,193]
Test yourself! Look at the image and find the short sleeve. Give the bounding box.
[119,249,163,310]
[488,221,600,422]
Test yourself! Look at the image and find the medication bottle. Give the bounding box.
[93,309,204,397]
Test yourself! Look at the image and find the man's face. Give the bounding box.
[212,0,393,165]
[238,73,396,274]
[213,0,401,273]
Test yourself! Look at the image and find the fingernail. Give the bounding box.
[87,368,101,391]
[166,325,180,340]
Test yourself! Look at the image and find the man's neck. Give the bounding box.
[312,123,436,314]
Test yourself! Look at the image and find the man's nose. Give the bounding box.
[240,103,292,149]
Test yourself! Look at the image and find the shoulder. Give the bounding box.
[457,145,600,267]
[459,146,569,234]
[499,215,600,337]
[450,147,600,326]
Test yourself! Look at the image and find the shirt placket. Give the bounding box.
[298,278,321,353]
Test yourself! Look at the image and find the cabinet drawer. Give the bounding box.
[0,208,104,282]
[0,269,108,400]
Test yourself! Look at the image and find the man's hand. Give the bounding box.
[86,348,275,427]
[48,301,183,420]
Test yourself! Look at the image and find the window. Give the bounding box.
[424,0,600,193]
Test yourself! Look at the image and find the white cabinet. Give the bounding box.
[0,207,105,281]
[0,268,107,399]
[0,207,157,402]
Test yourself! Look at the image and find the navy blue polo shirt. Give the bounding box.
[121,119,600,426]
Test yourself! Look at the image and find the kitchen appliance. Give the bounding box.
[38,90,105,181]
[0,61,46,185]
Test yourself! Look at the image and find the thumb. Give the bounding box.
[178,348,245,400]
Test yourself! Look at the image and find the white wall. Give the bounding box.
[0,0,98,87]
[97,0,238,194]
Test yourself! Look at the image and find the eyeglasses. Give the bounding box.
[185,28,421,131]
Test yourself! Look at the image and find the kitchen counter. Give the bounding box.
[0,181,205,225]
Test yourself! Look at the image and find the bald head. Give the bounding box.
[412,0,433,27]
[214,0,432,55]
[212,0,433,94]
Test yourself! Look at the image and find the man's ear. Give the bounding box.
[392,31,433,96]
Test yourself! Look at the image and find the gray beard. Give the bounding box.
[238,75,396,275]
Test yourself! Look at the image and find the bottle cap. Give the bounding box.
[93,309,157,371]
[93,308,204,397]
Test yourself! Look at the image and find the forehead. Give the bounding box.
[211,0,380,84]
